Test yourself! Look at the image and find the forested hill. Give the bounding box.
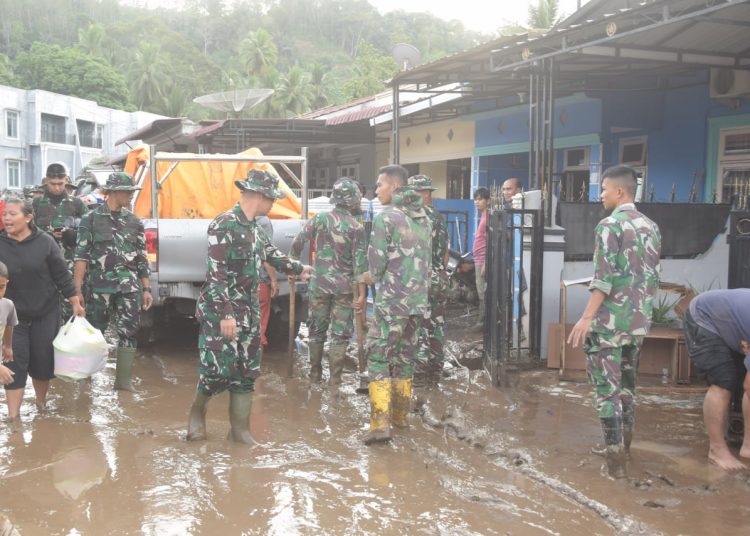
[0,0,489,120]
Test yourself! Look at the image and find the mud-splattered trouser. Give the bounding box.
[86,291,141,348]
[197,320,261,395]
[366,308,421,380]
[415,276,446,377]
[585,333,643,441]
[307,291,354,345]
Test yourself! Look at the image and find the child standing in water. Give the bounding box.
[0,262,18,385]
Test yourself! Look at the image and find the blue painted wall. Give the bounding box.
[434,198,477,254]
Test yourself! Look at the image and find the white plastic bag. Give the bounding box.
[53,316,109,381]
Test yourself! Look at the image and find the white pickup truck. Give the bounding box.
[130,149,311,344]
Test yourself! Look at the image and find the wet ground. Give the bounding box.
[2,307,750,535]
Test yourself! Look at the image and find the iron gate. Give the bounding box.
[728,210,750,289]
[483,207,544,386]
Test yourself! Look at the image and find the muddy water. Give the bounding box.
[1,322,750,535]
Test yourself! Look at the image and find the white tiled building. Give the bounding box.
[1,85,168,190]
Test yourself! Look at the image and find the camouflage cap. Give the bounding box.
[103,172,141,191]
[329,177,362,207]
[409,174,437,191]
[234,169,285,200]
[22,184,43,197]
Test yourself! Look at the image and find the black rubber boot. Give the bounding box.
[601,416,626,479]
[186,391,210,441]
[622,404,635,460]
[228,392,258,445]
[328,343,347,386]
[308,342,324,382]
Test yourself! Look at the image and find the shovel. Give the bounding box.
[286,277,296,378]
[353,283,369,394]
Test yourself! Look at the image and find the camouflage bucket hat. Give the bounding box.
[409,174,436,191]
[23,184,43,197]
[235,169,285,200]
[103,172,141,191]
[329,177,362,207]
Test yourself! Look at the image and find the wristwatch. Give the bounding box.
[142,287,152,293]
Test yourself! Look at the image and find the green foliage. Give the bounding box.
[342,42,399,101]
[651,294,677,325]
[527,0,560,30]
[14,42,133,110]
[0,0,488,116]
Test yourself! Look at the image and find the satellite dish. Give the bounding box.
[392,43,421,71]
[193,88,274,114]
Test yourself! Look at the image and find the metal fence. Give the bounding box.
[728,209,750,289]
[483,206,544,386]
[438,209,470,254]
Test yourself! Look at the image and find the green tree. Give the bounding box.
[127,42,171,111]
[342,42,398,100]
[77,23,106,57]
[527,0,560,30]
[15,42,132,110]
[239,28,278,79]
[276,66,313,116]
[159,85,191,117]
[309,63,331,110]
[0,52,14,85]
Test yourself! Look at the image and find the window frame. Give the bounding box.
[5,109,19,139]
[6,159,21,189]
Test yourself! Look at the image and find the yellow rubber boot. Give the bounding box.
[363,379,392,445]
[391,378,412,429]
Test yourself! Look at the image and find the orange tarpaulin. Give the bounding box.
[127,145,302,219]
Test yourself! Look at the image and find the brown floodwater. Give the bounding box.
[2,317,750,535]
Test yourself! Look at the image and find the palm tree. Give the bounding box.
[309,63,330,110]
[239,28,278,79]
[159,85,191,117]
[77,24,106,57]
[528,0,560,30]
[275,66,313,117]
[127,43,171,111]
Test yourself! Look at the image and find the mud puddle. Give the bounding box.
[0,316,749,535]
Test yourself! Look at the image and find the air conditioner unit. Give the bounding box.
[710,68,750,99]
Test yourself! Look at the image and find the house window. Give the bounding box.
[41,113,67,144]
[337,164,359,181]
[6,160,21,189]
[5,110,19,139]
[76,120,103,148]
[619,136,647,166]
[561,147,591,202]
[718,127,750,209]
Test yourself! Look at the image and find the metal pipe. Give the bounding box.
[301,147,308,219]
[392,84,400,164]
[152,153,306,164]
[149,144,158,219]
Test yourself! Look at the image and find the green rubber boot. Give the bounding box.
[186,391,211,441]
[328,343,348,386]
[308,342,324,382]
[114,347,137,391]
[228,392,258,445]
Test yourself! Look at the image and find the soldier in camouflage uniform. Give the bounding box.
[187,169,312,444]
[290,177,367,386]
[34,163,88,322]
[409,175,449,386]
[23,184,43,200]
[568,165,661,478]
[74,172,152,391]
[362,165,432,445]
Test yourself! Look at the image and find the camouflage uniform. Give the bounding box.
[409,175,449,381]
[196,202,303,396]
[584,201,661,467]
[23,185,43,200]
[34,191,88,321]
[366,186,432,381]
[74,184,148,349]
[290,178,366,384]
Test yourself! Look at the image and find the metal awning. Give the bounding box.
[190,118,377,153]
[384,0,750,124]
[114,118,190,146]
